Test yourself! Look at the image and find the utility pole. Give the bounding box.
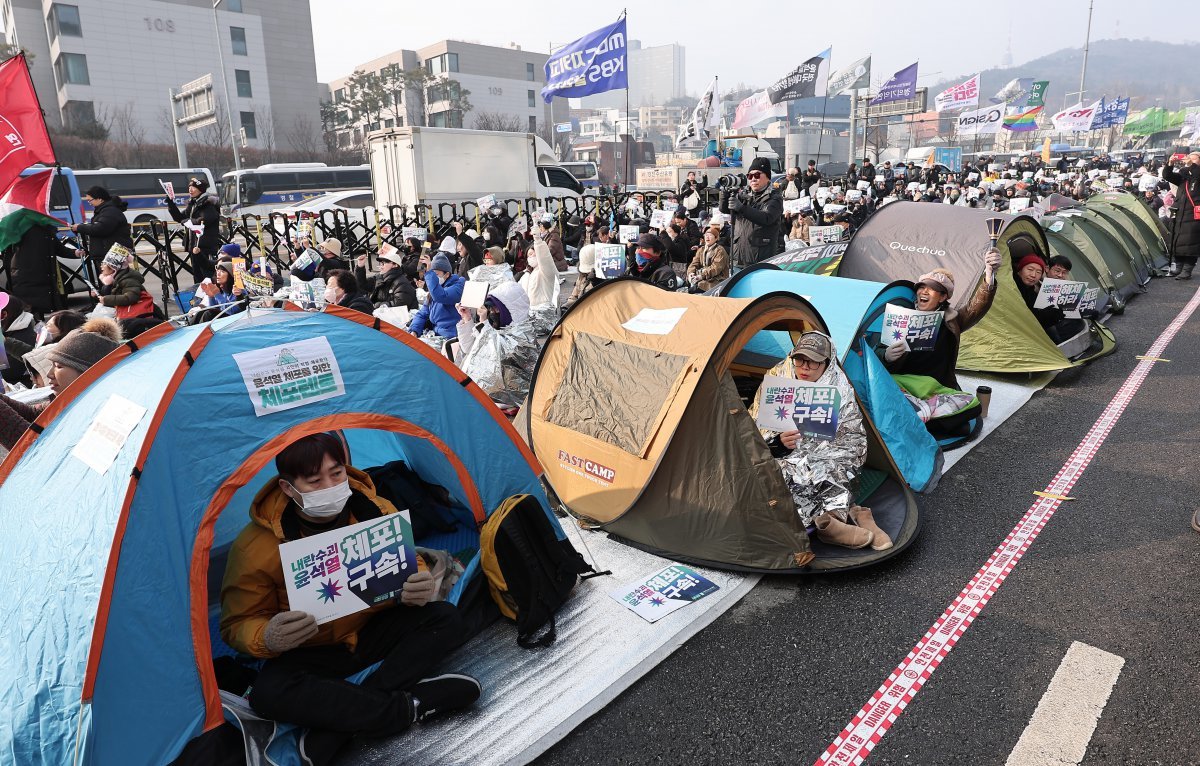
[1079,0,1094,100]
[212,0,242,171]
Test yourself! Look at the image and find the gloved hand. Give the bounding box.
[984,246,1002,275]
[262,610,318,654]
[727,195,744,212]
[884,341,907,363]
[401,570,436,607]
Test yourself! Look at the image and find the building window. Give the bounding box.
[234,69,252,98]
[62,100,94,128]
[230,26,247,55]
[424,53,458,75]
[225,0,243,10]
[240,110,256,139]
[47,4,82,39]
[55,52,89,86]
[334,87,345,102]
[527,90,535,108]
[526,62,535,81]
[529,116,537,132]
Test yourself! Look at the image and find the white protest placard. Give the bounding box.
[374,305,411,328]
[70,394,147,474]
[460,280,490,309]
[475,194,497,211]
[609,563,720,623]
[783,198,806,215]
[621,307,687,335]
[400,226,427,243]
[1008,197,1031,213]
[233,335,345,417]
[817,187,831,203]
[280,511,417,625]
[595,242,626,279]
[1033,278,1087,312]
[508,216,529,237]
[158,179,175,199]
[846,190,863,202]
[883,304,944,352]
[808,225,843,244]
[753,375,841,441]
[649,209,672,229]
[618,225,640,244]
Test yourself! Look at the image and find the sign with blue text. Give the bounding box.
[541,18,627,102]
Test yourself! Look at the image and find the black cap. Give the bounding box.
[748,157,772,176]
[635,233,663,252]
[188,176,209,192]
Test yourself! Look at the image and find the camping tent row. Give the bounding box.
[0,306,560,764]
[773,201,1120,374]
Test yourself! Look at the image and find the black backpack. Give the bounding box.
[480,494,606,648]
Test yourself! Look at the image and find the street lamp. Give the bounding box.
[212,0,243,171]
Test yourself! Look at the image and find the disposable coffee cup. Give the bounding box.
[976,386,992,418]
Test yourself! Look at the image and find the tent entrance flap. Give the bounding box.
[545,332,692,458]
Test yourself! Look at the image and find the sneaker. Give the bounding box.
[411,673,482,723]
[850,505,894,551]
[813,513,874,549]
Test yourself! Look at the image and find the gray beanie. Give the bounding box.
[47,330,121,373]
[429,252,454,274]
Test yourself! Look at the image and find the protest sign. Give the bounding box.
[1074,287,1101,318]
[783,198,807,215]
[649,209,672,229]
[401,226,427,242]
[460,280,490,309]
[808,225,843,244]
[618,224,640,244]
[233,334,344,417]
[753,375,841,441]
[158,179,174,199]
[475,194,497,212]
[621,307,687,335]
[883,304,944,352]
[292,248,319,273]
[280,511,417,625]
[242,272,275,297]
[595,242,626,278]
[1008,197,1031,213]
[609,563,720,623]
[541,17,627,102]
[1033,278,1087,312]
[70,394,147,474]
[231,257,247,291]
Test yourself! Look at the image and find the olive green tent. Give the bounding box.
[1084,204,1164,277]
[1041,214,1138,310]
[1038,219,1118,316]
[837,202,1113,374]
[1086,192,1170,273]
[1064,211,1151,288]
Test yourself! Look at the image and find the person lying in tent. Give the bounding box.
[454,281,538,409]
[880,247,1001,392]
[220,433,479,766]
[753,332,892,553]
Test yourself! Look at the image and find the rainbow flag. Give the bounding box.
[1003,105,1043,132]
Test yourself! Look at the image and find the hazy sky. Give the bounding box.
[311,0,1196,94]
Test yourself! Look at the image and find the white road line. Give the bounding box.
[1005,641,1125,766]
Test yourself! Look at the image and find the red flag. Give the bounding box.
[0,169,66,251]
[0,54,56,194]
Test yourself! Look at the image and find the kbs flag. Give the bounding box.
[933,73,980,112]
[0,54,56,193]
[541,17,627,103]
[0,168,66,251]
[767,48,831,103]
[828,55,871,97]
[870,62,918,105]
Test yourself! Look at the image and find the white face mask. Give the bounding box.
[483,231,491,242]
[323,287,338,305]
[287,479,351,519]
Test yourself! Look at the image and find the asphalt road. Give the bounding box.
[534,278,1200,766]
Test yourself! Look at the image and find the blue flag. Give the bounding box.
[870,62,918,105]
[541,18,628,103]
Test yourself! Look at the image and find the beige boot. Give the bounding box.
[813,513,874,549]
[850,505,893,551]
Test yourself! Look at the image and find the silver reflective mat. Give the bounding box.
[344,530,759,765]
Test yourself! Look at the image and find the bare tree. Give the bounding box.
[253,105,277,163]
[283,114,322,157]
[472,111,525,132]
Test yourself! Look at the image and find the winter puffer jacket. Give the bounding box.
[76,197,134,261]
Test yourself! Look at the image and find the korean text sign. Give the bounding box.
[883,303,944,352]
[609,563,720,623]
[754,374,841,441]
[233,336,345,417]
[280,511,417,625]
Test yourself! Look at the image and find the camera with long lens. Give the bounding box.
[717,173,748,191]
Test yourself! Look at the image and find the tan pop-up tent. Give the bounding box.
[524,278,921,573]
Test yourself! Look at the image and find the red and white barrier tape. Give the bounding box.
[816,287,1200,766]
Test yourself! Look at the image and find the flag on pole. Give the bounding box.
[731,90,786,131]
[0,54,57,194]
[869,62,918,105]
[1180,107,1200,143]
[675,77,720,148]
[1002,105,1044,132]
[767,48,831,103]
[828,55,871,97]
[955,103,1004,136]
[1093,97,1129,129]
[990,77,1034,105]
[1024,81,1050,108]
[1051,100,1101,132]
[541,17,628,102]
[0,168,66,251]
[933,74,980,112]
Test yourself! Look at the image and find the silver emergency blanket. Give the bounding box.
[751,338,867,528]
[458,318,539,408]
[528,302,558,336]
[467,263,517,289]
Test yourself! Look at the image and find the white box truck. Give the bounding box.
[367,126,583,208]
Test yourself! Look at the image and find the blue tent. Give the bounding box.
[0,306,552,765]
[718,266,942,493]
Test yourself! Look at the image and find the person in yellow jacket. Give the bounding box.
[220,432,479,765]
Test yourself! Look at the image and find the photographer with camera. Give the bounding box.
[718,157,783,268]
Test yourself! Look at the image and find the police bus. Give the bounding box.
[74,167,217,225]
[559,161,600,191]
[219,163,371,217]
